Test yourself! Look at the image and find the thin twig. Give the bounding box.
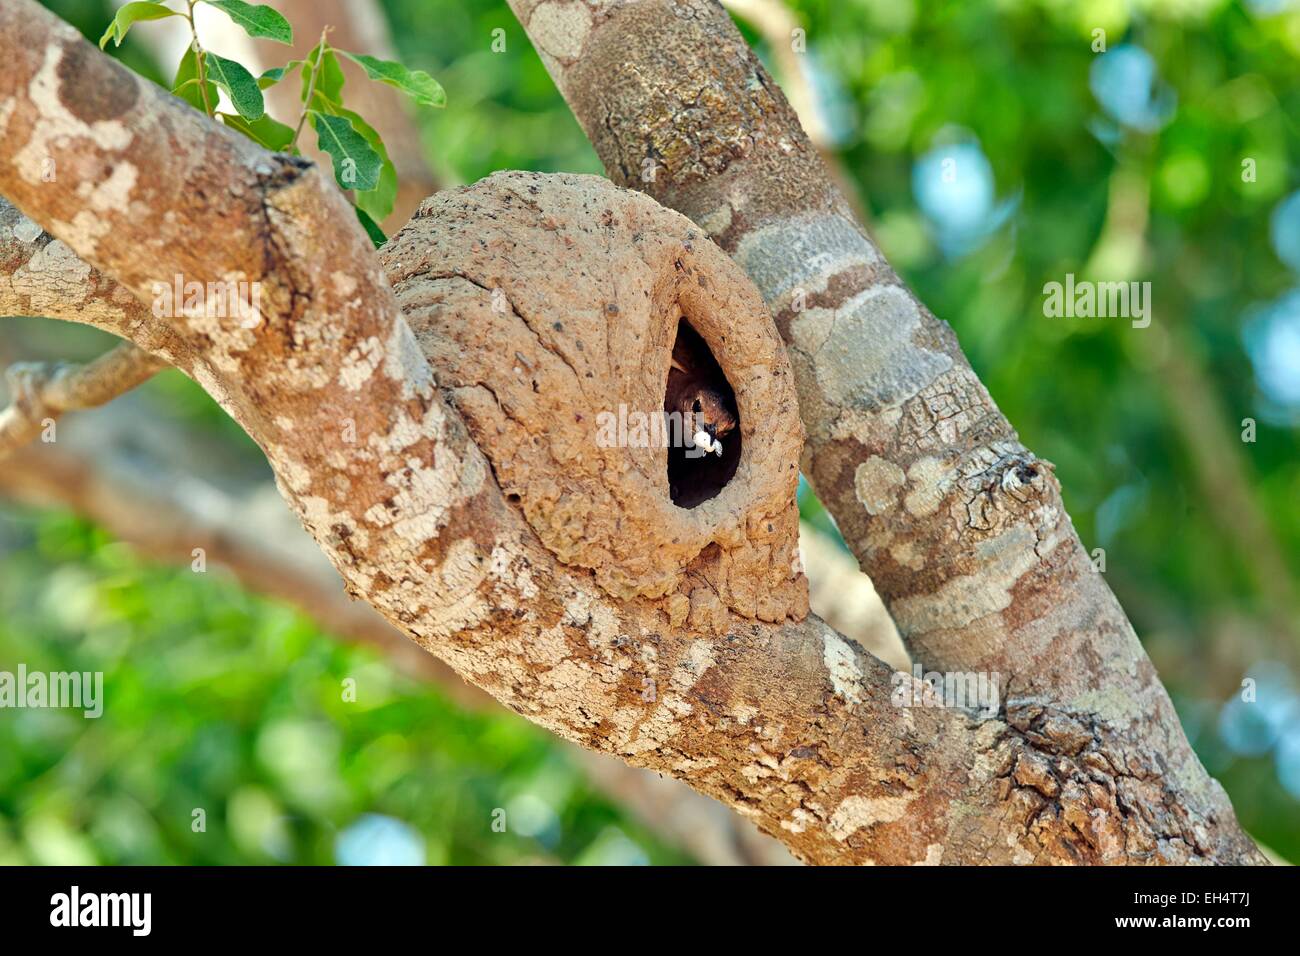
[185,1,214,118]
[291,27,332,150]
[0,342,164,459]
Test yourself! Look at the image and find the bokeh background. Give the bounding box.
[1,0,1297,864]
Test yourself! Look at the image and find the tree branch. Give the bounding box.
[507,0,1265,863]
[0,393,796,865]
[0,341,162,458]
[1,197,182,354]
[0,0,1263,863]
[1,191,174,460]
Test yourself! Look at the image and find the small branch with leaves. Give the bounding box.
[99,0,444,246]
[0,0,448,455]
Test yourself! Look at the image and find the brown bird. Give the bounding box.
[666,326,737,457]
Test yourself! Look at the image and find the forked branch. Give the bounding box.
[0,0,1265,863]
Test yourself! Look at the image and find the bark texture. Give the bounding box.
[0,0,1264,863]
[0,390,798,866]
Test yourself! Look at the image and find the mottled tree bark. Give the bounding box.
[0,389,797,865]
[0,0,1263,863]
[507,0,1264,863]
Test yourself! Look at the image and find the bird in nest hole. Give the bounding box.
[665,327,737,457]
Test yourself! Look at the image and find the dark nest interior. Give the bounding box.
[665,319,741,508]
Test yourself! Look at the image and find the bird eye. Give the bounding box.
[692,399,702,413]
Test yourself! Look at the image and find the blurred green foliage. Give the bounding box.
[8,0,1299,863]
[0,513,687,865]
[384,0,599,181]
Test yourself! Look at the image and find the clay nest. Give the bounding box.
[381,171,807,630]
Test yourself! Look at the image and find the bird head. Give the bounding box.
[683,388,737,442]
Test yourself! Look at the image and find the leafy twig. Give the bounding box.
[291,27,331,150]
[184,1,214,117]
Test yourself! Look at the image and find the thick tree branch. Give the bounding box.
[1,197,183,355]
[507,0,1264,863]
[0,192,170,463]
[0,3,499,636]
[718,0,867,224]
[0,394,795,865]
[0,0,1262,863]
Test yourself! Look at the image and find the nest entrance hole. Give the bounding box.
[665,319,741,508]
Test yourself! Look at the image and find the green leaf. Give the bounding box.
[316,102,396,222]
[206,53,265,121]
[360,155,398,223]
[204,1,293,44]
[257,61,301,89]
[302,43,345,106]
[354,206,387,248]
[99,2,177,50]
[220,111,296,151]
[172,46,218,113]
[309,111,381,192]
[337,50,445,108]
[307,96,396,220]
